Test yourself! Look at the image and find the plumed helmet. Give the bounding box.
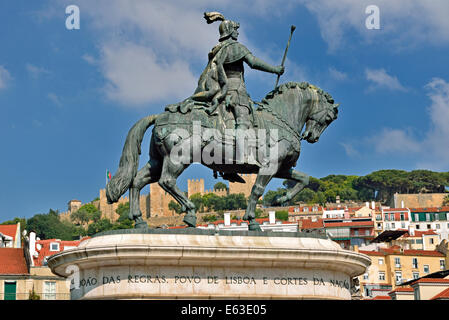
[219,20,239,41]
[203,12,239,41]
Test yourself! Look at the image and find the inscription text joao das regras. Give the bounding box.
[75,274,350,290]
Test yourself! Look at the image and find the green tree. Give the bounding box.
[263,188,287,206]
[275,210,289,221]
[27,209,74,240]
[87,218,113,236]
[213,182,228,191]
[113,202,133,230]
[293,188,316,204]
[168,200,182,214]
[71,204,101,226]
[189,193,204,212]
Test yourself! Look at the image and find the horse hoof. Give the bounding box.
[248,221,262,231]
[134,221,149,229]
[183,215,197,228]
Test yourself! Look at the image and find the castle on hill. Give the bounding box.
[59,174,257,223]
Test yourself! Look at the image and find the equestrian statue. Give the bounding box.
[106,12,339,231]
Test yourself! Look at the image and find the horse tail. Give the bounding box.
[106,115,157,203]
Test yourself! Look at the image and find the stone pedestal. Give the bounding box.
[47,229,370,300]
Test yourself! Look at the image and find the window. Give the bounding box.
[385,223,390,230]
[400,214,405,221]
[423,265,430,274]
[377,223,382,229]
[378,258,384,265]
[379,272,386,281]
[441,260,446,270]
[412,272,420,279]
[395,257,401,268]
[412,258,418,269]
[50,242,60,251]
[415,213,419,221]
[44,281,56,300]
[395,271,402,284]
[401,222,406,229]
[427,224,431,230]
[354,230,359,236]
[384,214,389,221]
[391,222,396,229]
[430,238,434,245]
[436,224,440,229]
[426,214,430,221]
[363,273,369,280]
[416,224,420,230]
[416,239,423,244]
[365,229,370,236]
[435,214,439,221]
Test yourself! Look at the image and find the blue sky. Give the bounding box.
[1,0,449,222]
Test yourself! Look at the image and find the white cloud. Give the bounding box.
[329,67,348,81]
[100,42,196,106]
[365,68,407,92]
[26,64,50,79]
[82,54,96,65]
[340,142,360,158]
[372,128,420,154]
[47,93,62,107]
[0,66,12,90]
[368,78,449,170]
[297,0,449,51]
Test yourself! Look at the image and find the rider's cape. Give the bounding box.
[165,39,251,115]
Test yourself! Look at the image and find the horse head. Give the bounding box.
[301,90,339,143]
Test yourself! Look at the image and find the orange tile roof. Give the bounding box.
[431,287,449,300]
[383,208,410,212]
[0,248,29,274]
[369,296,392,300]
[411,278,449,285]
[33,239,82,266]
[0,224,19,239]
[300,218,324,230]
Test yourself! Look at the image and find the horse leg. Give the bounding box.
[129,159,161,228]
[243,167,277,231]
[157,156,197,227]
[274,168,310,206]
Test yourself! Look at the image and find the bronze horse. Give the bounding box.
[106,82,339,230]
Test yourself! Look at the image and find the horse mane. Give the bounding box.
[255,82,335,130]
[260,81,335,106]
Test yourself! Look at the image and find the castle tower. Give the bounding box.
[68,199,82,213]
[187,178,205,198]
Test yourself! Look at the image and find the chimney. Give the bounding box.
[336,195,340,204]
[371,201,375,209]
[401,200,405,208]
[269,211,276,224]
[29,232,36,259]
[366,202,369,208]
[224,212,231,226]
